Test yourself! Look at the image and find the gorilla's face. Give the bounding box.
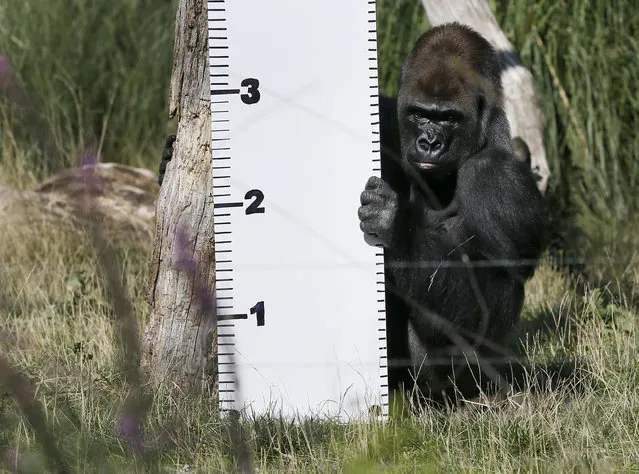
[396,24,505,179]
[397,81,484,178]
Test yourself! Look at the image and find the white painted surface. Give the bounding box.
[208,0,387,419]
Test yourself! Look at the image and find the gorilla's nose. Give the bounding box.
[417,131,444,160]
[424,129,438,144]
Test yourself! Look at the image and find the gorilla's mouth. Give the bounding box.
[407,148,445,171]
[409,159,441,171]
[416,162,438,169]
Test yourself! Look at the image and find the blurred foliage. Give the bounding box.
[376,0,429,96]
[0,0,177,174]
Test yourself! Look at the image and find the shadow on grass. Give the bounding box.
[386,303,594,416]
[488,306,593,406]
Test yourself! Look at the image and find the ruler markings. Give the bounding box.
[207,0,387,419]
[209,2,237,414]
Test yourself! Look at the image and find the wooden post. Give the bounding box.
[421,0,551,193]
[142,0,217,393]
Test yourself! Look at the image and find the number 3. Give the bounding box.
[241,78,260,105]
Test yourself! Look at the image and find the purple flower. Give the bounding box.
[173,232,198,273]
[78,152,104,196]
[119,414,144,454]
[79,152,97,168]
[173,229,217,314]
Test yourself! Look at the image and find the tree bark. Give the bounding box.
[142,0,217,393]
[421,0,550,193]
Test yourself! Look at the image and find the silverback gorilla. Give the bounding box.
[359,23,545,405]
[158,22,545,407]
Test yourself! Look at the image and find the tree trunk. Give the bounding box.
[421,0,550,193]
[142,0,217,393]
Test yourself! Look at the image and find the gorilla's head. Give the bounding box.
[397,23,511,178]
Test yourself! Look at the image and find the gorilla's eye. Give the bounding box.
[407,108,425,123]
[439,110,464,124]
[409,112,423,123]
[442,113,456,123]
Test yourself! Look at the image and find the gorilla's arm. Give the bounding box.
[455,150,545,278]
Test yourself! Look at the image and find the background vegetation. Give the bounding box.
[0,0,638,471]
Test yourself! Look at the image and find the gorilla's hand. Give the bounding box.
[158,134,176,185]
[358,176,399,248]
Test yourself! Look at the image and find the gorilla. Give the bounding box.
[158,22,545,407]
[359,23,545,405]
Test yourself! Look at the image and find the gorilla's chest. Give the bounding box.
[388,189,467,300]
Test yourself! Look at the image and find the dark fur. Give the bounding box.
[359,23,545,405]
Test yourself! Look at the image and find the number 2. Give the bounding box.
[245,189,265,214]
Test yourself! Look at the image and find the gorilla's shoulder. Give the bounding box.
[463,148,531,173]
[459,147,541,194]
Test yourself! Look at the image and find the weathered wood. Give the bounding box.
[421,0,550,193]
[142,0,217,393]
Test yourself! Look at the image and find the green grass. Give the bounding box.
[1,0,639,472]
[492,0,639,222]
[0,0,176,176]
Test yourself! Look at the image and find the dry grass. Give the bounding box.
[2,199,639,471]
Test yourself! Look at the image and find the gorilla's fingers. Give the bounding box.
[360,190,379,205]
[365,175,383,190]
[359,219,379,235]
[357,204,379,221]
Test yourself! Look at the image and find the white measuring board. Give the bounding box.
[207,0,387,420]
